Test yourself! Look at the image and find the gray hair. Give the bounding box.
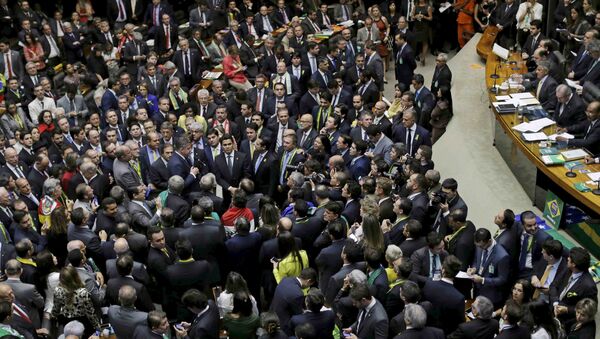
[288,171,304,187]
[472,296,494,320]
[385,245,403,262]
[79,161,97,177]
[196,196,214,211]
[556,84,572,97]
[587,39,600,53]
[168,175,185,195]
[62,22,72,30]
[197,89,210,98]
[63,320,85,336]
[404,304,427,329]
[437,53,448,62]
[118,285,137,307]
[537,60,551,73]
[189,122,202,132]
[169,77,181,86]
[200,173,216,190]
[43,178,61,197]
[346,269,367,285]
[163,61,176,70]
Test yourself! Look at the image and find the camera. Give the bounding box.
[431,191,448,205]
[286,162,304,173]
[304,172,328,184]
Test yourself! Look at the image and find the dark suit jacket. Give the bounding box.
[527,75,558,112]
[447,222,476,272]
[447,318,499,339]
[251,151,277,196]
[396,327,445,339]
[61,32,83,63]
[290,310,335,339]
[566,118,600,157]
[298,92,320,117]
[188,300,220,339]
[154,23,178,55]
[342,200,361,226]
[365,53,385,91]
[348,156,371,181]
[579,58,600,86]
[168,152,201,195]
[532,256,569,301]
[400,237,427,259]
[178,221,226,285]
[148,158,169,191]
[495,3,518,34]
[408,192,429,225]
[571,47,594,80]
[246,87,273,114]
[311,70,334,90]
[122,40,150,76]
[395,43,417,88]
[350,298,389,339]
[495,325,531,339]
[410,247,449,286]
[325,262,365,306]
[270,277,305,335]
[472,244,510,307]
[552,271,598,322]
[495,227,519,278]
[423,279,465,334]
[214,151,251,191]
[431,64,452,95]
[296,128,318,150]
[414,86,437,126]
[106,276,155,312]
[315,239,347,293]
[522,33,545,61]
[165,193,190,226]
[391,124,432,156]
[108,305,148,339]
[554,93,586,127]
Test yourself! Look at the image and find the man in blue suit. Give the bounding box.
[391,109,432,157]
[412,74,436,130]
[517,210,551,279]
[348,140,371,181]
[101,79,121,114]
[423,255,466,335]
[168,136,202,197]
[394,32,417,90]
[270,268,317,335]
[467,228,510,309]
[311,57,334,90]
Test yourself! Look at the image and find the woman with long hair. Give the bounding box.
[370,5,390,82]
[47,206,69,265]
[312,134,332,155]
[223,45,253,91]
[223,291,261,339]
[272,231,309,283]
[256,202,279,241]
[360,214,386,253]
[258,312,287,339]
[217,272,259,317]
[35,250,60,331]
[136,82,160,117]
[51,266,100,336]
[37,111,55,140]
[568,298,597,338]
[493,279,534,317]
[528,301,559,339]
[563,5,591,55]
[411,0,433,65]
[75,0,94,23]
[430,85,454,144]
[23,33,46,71]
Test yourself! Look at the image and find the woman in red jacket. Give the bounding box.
[223,45,253,91]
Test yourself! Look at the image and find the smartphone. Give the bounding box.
[174,323,184,331]
[343,332,352,337]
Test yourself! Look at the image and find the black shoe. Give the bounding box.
[415,55,420,61]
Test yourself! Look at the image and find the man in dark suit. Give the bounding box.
[521,20,545,70]
[356,69,381,110]
[163,177,191,226]
[168,136,203,196]
[0,42,24,81]
[106,256,155,312]
[343,283,389,339]
[154,14,178,59]
[467,228,510,308]
[166,240,211,319]
[578,41,600,86]
[61,23,83,64]
[569,30,596,80]
[67,208,112,262]
[270,268,317,335]
[4,260,44,329]
[410,232,448,286]
[551,247,598,327]
[495,0,518,48]
[171,38,201,89]
[273,0,293,27]
[246,75,272,115]
[495,300,533,339]
[214,135,251,204]
[516,210,551,279]
[348,140,371,181]
[315,221,347,293]
[148,144,171,192]
[176,289,220,339]
[342,181,362,226]
[108,286,148,339]
[364,41,385,91]
[412,74,436,130]
[557,101,600,160]
[144,0,173,36]
[324,242,365,306]
[146,228,175,314]
[405,173,429,224]
[446,209,476,274]
[251,137,277,197]
[431,53,452,96]
[448,295,499,339]
[531,239,569,303]
[394,32,417,90]
[132,310,171,338]
[391,109,432,157]
[107,0,131,27]
[423,255,466,335]
[493,209,520,280]
[524,61,558,112]
[394,304,445,339]
[122,38,149,79]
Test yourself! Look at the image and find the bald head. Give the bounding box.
[118,285,137,307]
[278,217,293,234]
[114,238,130,255]
[67,240,85,252]
[0,284,14,303]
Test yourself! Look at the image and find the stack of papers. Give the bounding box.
[513,118,556,133]
[548,133,575,141]
[542,155,566,165]
[511,92,535,99]
[495,95,512,101]
[561,149,589,161]
[339,20,354,27]
[522,132,548,142]
[203,72,223,80]
[587,172,600,181]
[565,78,583,91]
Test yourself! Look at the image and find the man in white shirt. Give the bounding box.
[27,85,56,123]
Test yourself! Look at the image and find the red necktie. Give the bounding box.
[165,25,171,49]
[5,54,12,78]
[153,6,158,26]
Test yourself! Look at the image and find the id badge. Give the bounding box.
[488,265,494,274]
[434,80,438,88]
[399,58,403,65]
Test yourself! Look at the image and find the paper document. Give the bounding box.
[526,117,555,132]
[512,122,532,132]
[339,20,354,27]
[522,132,548,141]
[548,133,575,141]
[561,149,589,161]
[510,92,535,99]
[565,78,583,91]
[455,271,473,279]
[203,71,223,80]
[492,43,509,60]
[495,95,512,101]
[519,98,541,106]
[587,172,600,181]
[439,2,451,12]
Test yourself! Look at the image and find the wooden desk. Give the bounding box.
[486,53,600,216]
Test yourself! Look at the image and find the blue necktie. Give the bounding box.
[519,234,530,269]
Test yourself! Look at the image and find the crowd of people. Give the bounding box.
[0,0,598,338]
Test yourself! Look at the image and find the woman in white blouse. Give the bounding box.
[217,272,259,317]
[35,250,60,331]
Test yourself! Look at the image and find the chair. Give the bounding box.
[582,82,600,104]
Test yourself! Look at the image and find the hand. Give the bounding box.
[191,166,200,176]
[555,136,568,142]
[531,275,540,288]
[471,274,483,284]
[381,219,391,233]
[40,222,50,236]
[364,151,374,158]
[99,230,108,241]
[585,155,596,164]
[466,267,476,275]
[228,186,237,194]
[554,304,567,316]
[521,52,529,59]
[556,126,567,133]
[155,197,163,210]
[173,324,188,338]
[439,201,449,213]
[36,328,49,335]
[568,71,575,79]
[91,200,99,212]
[95,272,105,286]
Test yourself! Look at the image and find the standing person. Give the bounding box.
[410,0,433,66]
[371,5,391,83]
[394,33,417,90]
[454,0,475,49]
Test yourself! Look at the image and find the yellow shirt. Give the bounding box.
[273,250,309,284]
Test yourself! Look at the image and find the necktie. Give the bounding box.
[519,234,531,269]
[559,275,576,300]
[40,101,44,109]
[151,76,156,89]
[227,154,233,175]
[576,51,588,65]
[406,129,412,155]
[357,309,367,332]
[165,25,171,49]
[153,6,159,26]
[536,79,543,98]
[14,113,23,130]
[479,249,489,275]
[531,36,537,50]
[533,264,553,299]
[431,254,439,278]
[342,5,349,20]
[324,13,331,26]
[280,151,291,184]
[585,121,595,139]
[367,30,371,41]
[201,105,206,117]
[4,53,12,78]
[254,153,264,173]
[281,8,289,23]
[160,247,170,258]
[256,90,262,112]
[0,222,9,244]
[310,56,316,73]
[586,59,599,76]
[117,0,126,21]
[183,52,189,75]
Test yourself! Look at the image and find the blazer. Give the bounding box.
[106,276,155,312]
[350,298,389,339]
[357,81,381,109]
[495,325,531,339]
[566,118,600,155]
[251,151,277,197]
[471,244,510,307]
[61,32,83,63]
[525,75,558,112]
[270,277,305,334]
[264,96,298,120]
[4,278,44,328]
[342,200,361,226]
[168,152,202,194]
[553,93,586,127]
[113,159,143,192]
[166,259,211,297]
[348,155,371,181]
[325,262,366,306]
[356,26,381,51]
[128,200,160,232]
[365,52,385,91]
[108,305,147,339]
[579,58,600,86]
[423,279,465,334]
[187,300,220,339]
[296,128,318,150]
[396,327,445,339]
[213,151,251,191]
[391,124,432,156]
[246,87,273,114]
[395,43,417,88]
[447,318,499,339]
[290,310,336,339]
[410,247,449,286]
[311,70,334,90]
[571,47,594,80]
[0,50,25,80]
[495,3,518,31]
[154,23,178,55]
[431,64,452,95]
[144,3,173,27]
[414,86,437,126]
[522,33,545,60]
[165,193,191,226]
[315,239,347,293]
[552,271,598,321]
[447,222,476,272]
[122,40,150,77]
[532,256,569,301]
